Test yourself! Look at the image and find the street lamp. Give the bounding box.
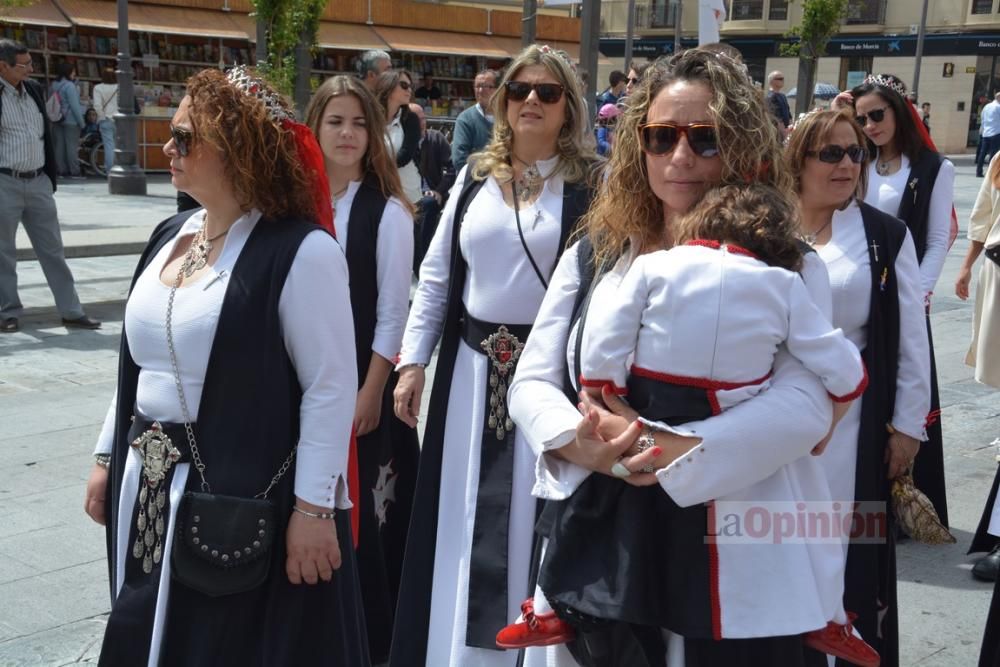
[109,0,147,195]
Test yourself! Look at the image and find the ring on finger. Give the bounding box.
[611,460,632,478]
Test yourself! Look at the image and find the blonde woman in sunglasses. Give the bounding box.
[506,48,856,667]
[389,44,597,667]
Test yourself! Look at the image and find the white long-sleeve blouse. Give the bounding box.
[865,155,954,297]
[94,210,357,509]
[334,181,414,364]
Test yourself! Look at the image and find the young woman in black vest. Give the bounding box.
[376,69,422,206]
[82,67,369,666]
[835,74,955,527]
[787,109,930,667]
[389,44,597,667]
[304,74,418,665]
[507,49,849,667]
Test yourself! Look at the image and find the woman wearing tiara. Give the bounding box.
[834,74,953,529]
[83,68,369,666]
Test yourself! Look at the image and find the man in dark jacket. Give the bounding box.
[0,39,100,333]
[766,71,792,135]
[409,103,455,271]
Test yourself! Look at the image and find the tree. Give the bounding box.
[779,0,849,118]
[251,0,324,112]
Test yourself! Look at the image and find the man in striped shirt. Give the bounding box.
[0,39,99,333]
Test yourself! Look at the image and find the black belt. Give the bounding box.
[460,311,532,649]
[0,167,44,179]
[987,245,1000,267]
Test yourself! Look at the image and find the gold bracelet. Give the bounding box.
[292,505,336,520]
[636,426,657,473]
[94,453,111,469]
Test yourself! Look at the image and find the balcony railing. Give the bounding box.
[647,0,678,28]
[843,0,886,25]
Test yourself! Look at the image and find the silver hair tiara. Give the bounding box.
[538,44,577,73]
[226,66,291,122]
[864,74,906,99]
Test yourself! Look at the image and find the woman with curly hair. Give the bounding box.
[389,44,597,667]
[83,68,369,665]
[787,108,931,667]
[304,74,418,664]
[506,48,855,667]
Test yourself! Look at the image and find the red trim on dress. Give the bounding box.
[707,501,723,640]
[630,365,773,392]
[578,376,628,395]
[707,390,722,416]
[925,409,942,429]
[828,362,869,403]
[684,239,759,260]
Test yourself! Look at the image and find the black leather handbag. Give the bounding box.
[171,491,276,597]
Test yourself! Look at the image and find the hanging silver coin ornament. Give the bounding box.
[129,421,182,572]
[480,326,526,441]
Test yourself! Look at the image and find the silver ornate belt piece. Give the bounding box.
[480,325,525,440]
[130,421,181,573]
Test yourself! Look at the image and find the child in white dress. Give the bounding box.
[500,184,879,667]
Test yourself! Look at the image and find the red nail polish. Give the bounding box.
[651,447,662,456]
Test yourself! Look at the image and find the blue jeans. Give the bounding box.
[98,119,115,172]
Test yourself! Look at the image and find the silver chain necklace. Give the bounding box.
[165,238,295,498]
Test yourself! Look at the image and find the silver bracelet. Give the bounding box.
[94,453,111,469]
[292,505,336,520]
[398,362,427,372]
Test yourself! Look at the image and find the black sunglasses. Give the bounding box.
[399,80,411,91]
[505,81,565,104]
[806,144,867,164]
[638,123,718,158]
[855,107,888,126]
[627,76,640,85]
[169,124,193,157]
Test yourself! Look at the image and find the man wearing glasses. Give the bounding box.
[0,39,99,333]
[766,70,792,135]
[451,69,498,172]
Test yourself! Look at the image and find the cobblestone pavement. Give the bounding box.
[0,165,998,666]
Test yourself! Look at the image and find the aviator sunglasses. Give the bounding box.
[806,144,867,164]
[638,123,719,158]
[169,124,193,157]
[855,107,888,126]
[505,81,565,104]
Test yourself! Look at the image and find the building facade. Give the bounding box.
[600,0,1000,153]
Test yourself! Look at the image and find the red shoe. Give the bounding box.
[495,598,576,649]
[803,613,880,667]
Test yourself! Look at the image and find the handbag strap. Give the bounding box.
[165,228,295,497]
[510,180,549,290]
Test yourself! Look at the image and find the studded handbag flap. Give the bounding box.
[171,491,276,597]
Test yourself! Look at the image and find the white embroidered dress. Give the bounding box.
[398,159,565,667]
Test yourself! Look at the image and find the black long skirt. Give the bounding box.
[912,317,949,526]
[355,371,420,663]
[980,567,1000,666]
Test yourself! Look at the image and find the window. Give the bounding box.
[844,0,886,24]
[972,0,994,14]
[768,0,789,21]
[838,56,872,92]
[650,0,677,28]
[730,0,764,21]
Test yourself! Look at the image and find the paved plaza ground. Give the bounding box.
[0,165,998,666]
